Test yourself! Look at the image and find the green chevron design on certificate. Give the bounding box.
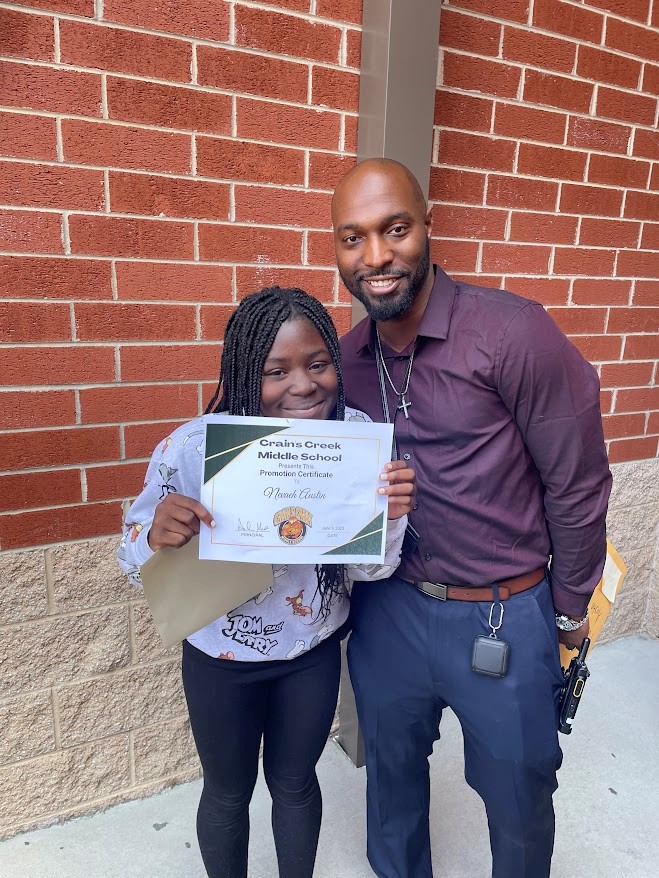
[198,415,394,564]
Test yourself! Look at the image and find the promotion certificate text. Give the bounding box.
[199,415,394,564]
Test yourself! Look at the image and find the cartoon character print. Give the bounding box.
[222,614,283,656]
[158,463,178,499]
[247,566,287,607]
[286,590,312,616]
[125,565,141,583]
[161,436,172,454]
[346,411,367,423]
[183,430,204,456]
[218,651,235,660]
[251,585,273,606]
[125,523,143,543]
[286,623,334,660]
[118,531,128,561]
[287,640,306,659]
[245,566,286,606]
[309,623,333,650]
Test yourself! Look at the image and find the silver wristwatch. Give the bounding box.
[555,610,589,631]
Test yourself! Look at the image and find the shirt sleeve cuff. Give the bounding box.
[386,514,407,543]
[550,581,591,618]
[132,527,156,569]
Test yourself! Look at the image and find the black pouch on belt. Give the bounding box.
[471,581,510,678]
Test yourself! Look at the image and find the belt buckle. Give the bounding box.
[419,581,448,601]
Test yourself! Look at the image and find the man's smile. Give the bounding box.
[360,275,406,296]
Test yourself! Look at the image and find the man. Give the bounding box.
[333,158,612,878]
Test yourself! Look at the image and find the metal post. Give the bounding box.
[336,0,441,767]
[357,0,441,195]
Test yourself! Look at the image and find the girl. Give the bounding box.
[118,287,415,878]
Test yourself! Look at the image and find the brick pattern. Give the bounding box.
[0,0,361,553]
[433,0,659,465]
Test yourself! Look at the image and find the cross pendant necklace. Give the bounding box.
[375,328,417,420]
[398,394,412,418]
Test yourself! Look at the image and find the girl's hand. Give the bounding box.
[378,460,416,521]
[148,494,215,551]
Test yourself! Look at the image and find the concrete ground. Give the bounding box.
[2,635,658,878]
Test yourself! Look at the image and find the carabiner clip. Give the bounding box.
[488,601,504,638]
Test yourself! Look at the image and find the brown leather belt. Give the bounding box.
[407,567,545,602]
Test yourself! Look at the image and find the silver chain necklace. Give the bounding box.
[375,328,417,419]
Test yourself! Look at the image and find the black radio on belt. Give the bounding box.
[558,638,590,734]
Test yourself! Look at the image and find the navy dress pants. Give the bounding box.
[347,574,564,878]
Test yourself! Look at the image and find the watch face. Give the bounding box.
[556,613,587,631]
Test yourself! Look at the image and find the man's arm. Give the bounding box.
[496,302,612,620]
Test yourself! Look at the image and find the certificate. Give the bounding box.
[198,415,394,564]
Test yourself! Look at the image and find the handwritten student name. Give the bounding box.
[263,487,327,501]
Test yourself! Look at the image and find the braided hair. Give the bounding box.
[205,286,347,623]
[206,286,345,421]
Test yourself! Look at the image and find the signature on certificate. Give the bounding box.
[237,518,269,535]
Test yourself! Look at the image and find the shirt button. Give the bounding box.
[403,453,411,461]
[424,553,432,561]
[413,504,418,511]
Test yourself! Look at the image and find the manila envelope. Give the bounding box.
[140,535,273,648]
[559,540,627,668]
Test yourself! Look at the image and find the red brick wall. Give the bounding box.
[0,0,657,552]
[433,0,659,465]
[0,0,361,550]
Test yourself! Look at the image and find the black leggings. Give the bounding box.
[182,632,342,878]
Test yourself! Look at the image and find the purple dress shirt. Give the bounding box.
[340,266,612,618]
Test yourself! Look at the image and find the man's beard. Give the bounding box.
[340,239,431,321]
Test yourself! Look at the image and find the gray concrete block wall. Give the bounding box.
[602,459,659,642]
[0,538,200,838]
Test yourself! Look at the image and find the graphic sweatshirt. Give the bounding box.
[118,409,406,662]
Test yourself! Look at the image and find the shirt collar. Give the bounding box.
[353,265,457,354]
